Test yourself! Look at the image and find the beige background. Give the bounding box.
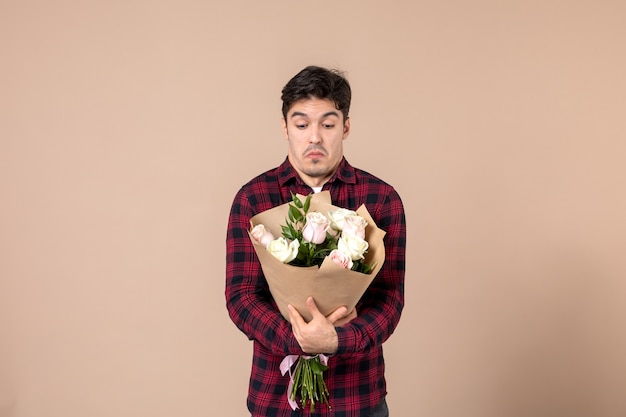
[1,1,625,416]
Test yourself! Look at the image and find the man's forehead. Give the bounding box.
[287,98,341,118]
[289,110,341,119]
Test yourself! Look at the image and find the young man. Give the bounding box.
[226,66,406,417]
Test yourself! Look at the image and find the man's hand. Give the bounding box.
[288,297,349,354]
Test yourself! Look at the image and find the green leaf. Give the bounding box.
[303,194,311,213]
[289,204,303,222]
[292,192,304,209]
[310,358,327,375]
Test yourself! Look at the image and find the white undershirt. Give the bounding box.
[311,186,323,193]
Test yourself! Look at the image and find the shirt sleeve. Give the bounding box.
[334,187,406,355]
[225,187,304,356]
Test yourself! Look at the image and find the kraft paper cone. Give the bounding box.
[249,191,386,322]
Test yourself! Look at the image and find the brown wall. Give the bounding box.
[1,1,625,416]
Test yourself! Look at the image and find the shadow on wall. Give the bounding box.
[0,403,16,417]
[0,373,16,417]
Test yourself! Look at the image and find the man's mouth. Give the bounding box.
[305,148,326,159]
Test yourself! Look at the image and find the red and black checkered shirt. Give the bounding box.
[226,157,406,417]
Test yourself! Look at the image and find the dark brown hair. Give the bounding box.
[281,66,351,121]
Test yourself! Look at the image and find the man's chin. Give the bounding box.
[303,163,330,176]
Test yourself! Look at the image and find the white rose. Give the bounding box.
[327,208,358,232]
[341,214,368,239]
[266,237,300,263]
[338,234,369,261]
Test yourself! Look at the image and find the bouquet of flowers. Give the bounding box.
[248,191,386,411]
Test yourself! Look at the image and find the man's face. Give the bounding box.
[282,98,350,188]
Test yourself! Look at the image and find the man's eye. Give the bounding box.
[322,124,335,129]
[296,124,307,129]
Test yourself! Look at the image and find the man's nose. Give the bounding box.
[310,126,322,143]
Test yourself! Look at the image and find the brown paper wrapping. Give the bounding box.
[248,191,386,322]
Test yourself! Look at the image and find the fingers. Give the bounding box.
[305,296,323,320]
[326,305,348,325]
[289,299,342,354]
[288,304,305,328]
[334,308,357,327]
[292,297,348,325]
[306,296,347,324]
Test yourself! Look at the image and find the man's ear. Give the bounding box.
[281,118,288,139]
[343,117,351,139]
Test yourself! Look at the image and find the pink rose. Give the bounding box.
[328,249,354,270]
[250,224,275,248]
[341,215,368,239]
[302,212,330,244]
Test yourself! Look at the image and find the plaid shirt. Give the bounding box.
[226,157,406,417]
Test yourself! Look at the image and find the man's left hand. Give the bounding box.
[288,297,347,354]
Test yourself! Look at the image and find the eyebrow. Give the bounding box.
[290,111,340,119]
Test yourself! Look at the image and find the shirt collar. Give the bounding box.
[277,157,357,188]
